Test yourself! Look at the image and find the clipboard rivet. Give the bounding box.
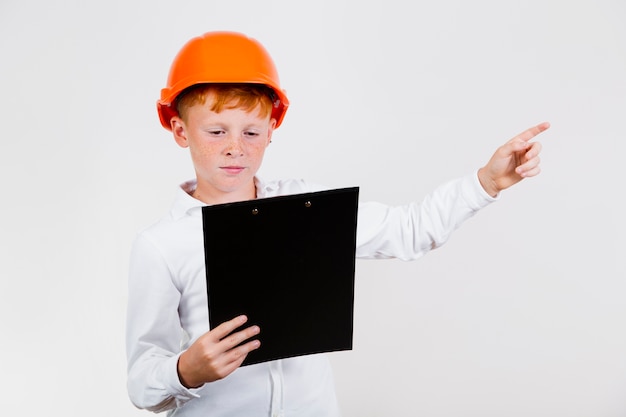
[252,208,259,215]
[304,201,312,208]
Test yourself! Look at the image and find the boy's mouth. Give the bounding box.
[221,166,245,175]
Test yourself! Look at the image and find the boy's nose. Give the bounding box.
[224,135,244,156]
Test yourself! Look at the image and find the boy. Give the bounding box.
[126,31,549,416]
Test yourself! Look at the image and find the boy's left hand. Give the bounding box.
[477,121,550,197]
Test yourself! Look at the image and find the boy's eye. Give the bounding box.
[204,129,262,139]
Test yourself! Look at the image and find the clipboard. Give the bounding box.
[202,187,359,366]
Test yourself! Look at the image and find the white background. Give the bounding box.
[1,0,624,416]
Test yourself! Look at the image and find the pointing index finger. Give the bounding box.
[515,121,551,143]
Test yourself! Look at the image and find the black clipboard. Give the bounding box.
[202,187,359,366]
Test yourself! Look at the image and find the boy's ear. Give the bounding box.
[267,118,276,145]
[171,117,189,148]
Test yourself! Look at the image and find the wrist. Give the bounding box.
[477,167,499,198]
[177,353,202,389]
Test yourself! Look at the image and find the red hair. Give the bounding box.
[175,83,274,122]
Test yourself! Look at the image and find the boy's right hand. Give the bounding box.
[176,315,261,388]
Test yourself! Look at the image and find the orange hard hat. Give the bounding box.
[157,31,290,131]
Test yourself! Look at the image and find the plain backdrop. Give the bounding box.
[1,0,624,416]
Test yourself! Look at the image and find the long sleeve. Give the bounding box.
[355,171,497,260]
[126,232,201,412]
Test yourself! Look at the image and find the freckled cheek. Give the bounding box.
[189,145,220,168]
[238,142,266,157]
[251,144,267,154]
[193,143,221,157]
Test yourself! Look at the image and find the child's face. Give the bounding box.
[171,96,275,204]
